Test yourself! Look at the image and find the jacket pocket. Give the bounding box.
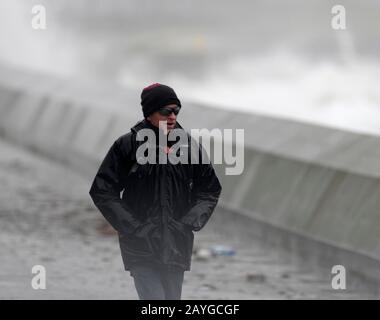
[167,217,194,261]
[118,232,154,257]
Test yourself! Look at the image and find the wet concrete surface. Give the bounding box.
[0,137,377,299]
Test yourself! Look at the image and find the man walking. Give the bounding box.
[89,83,222,300]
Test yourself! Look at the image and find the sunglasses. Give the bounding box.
[158,106,181,116]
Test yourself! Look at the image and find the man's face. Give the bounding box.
[147,104,179,134]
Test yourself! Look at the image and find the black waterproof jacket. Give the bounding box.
[89,119,222,271]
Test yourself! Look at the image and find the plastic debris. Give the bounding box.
[210,245,236,256]
[194,247,213,261]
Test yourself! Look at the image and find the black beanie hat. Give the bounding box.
[140,83,181,118]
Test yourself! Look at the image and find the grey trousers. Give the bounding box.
[129,263,185,300]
